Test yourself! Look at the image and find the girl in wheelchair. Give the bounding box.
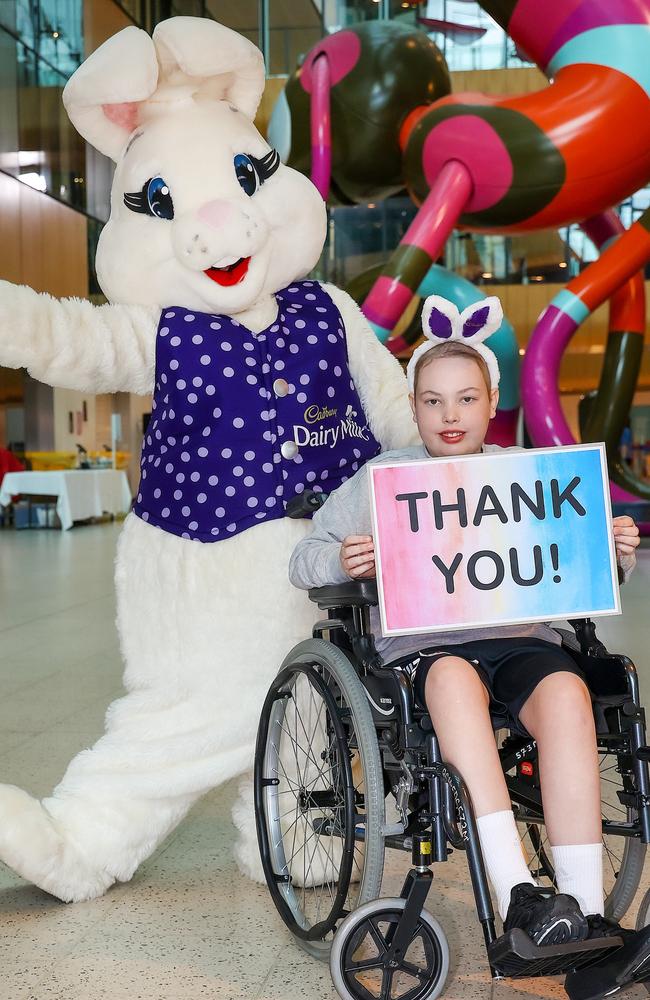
[289,295,648,998]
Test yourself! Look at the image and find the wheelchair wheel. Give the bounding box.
[636,888,650,931]
[636,892,650,995]
[255,638,385,961]
[330,898,450,1000]
[509,740,646,921]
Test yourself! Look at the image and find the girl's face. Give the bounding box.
[409,355,499,457]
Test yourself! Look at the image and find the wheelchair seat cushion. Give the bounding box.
[413,637,586,737]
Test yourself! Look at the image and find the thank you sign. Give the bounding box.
[368,444,619,636]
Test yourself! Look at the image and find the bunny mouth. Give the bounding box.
[204,256,251,287]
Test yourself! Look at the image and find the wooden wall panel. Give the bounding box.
[0,171,22,285]
[83,0,134,57]
[450,66,547,97]
[0,174,88,298]
[255,76,288,139]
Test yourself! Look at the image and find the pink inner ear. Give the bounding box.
[102,102,140,133]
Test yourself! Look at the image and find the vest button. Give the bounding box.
[281,440,298,460]
[273,378,289,397]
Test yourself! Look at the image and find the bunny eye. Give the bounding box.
[123,176,174,220]
[234,154,258,197]
[234,149,280,197]
[146,177,174,219]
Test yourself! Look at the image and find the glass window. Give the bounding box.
[414,1,530,71]
[15,0,83,77]
[322,0,383,32]
[268,0,323,75]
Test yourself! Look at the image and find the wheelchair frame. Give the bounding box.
[256,579,650,989]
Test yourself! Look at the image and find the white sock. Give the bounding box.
[476,810,536,920]
[551,843,604,916]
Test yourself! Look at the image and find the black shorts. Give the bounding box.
[413,637,586,737]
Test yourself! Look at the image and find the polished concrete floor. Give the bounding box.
[0,522,648,1000]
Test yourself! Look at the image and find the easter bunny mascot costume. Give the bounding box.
[0,17,415,902]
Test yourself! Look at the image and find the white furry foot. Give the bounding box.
[0,785,113,902]
[233,826,266,884]
[233,810,361,890]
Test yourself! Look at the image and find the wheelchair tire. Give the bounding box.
[255,638,385,962]
[330,898,450,1000]
[635,892,650,996]
[635,888,650,932]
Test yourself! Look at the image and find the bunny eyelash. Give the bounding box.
[250,148,280,182]
[123,183,152,215]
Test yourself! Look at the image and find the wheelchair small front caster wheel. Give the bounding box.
[330,897,450,1000]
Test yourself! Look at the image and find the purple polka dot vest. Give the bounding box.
[133,281,381,542]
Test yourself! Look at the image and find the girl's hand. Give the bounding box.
[613,515,640,566]
[340,535,376,579]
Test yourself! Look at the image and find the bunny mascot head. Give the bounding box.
[0,17,414,902]
[64,18,325,314]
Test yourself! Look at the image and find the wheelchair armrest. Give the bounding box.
[579,652,634,701]
[560,632,636,701]
[567,618,607,657]
[308,580,379,609]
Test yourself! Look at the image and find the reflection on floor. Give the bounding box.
[0,523,648,1000]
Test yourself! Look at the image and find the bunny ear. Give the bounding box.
[460,296,503,343]
[152,18,265,119]
[63,26,158,160]
[62,18,266,161]
[421,295,461,343]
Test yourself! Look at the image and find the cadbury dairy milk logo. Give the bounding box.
[293,403,370,449]
[304,405,337,424]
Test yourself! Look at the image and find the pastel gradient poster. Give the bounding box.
[369,444,620,636]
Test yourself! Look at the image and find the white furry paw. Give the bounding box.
[0,784,112,902]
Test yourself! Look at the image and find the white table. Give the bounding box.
[0,469,133,530]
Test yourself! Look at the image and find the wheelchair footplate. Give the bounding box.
[488,928,623,979]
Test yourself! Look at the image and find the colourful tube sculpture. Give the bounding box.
[522,205,650,501]
[359,0,650,491]
[270,21,451,205]
[364,0,650,335]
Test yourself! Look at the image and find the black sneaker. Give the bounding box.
[503,883,588,946]
[565,923,650,1000]
[585,913,631,942]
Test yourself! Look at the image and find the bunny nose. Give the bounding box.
[197,199,234,229]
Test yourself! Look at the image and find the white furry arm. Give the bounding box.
[0,281,159,394]
[323,283,419,450]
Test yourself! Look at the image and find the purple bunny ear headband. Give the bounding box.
[406,294,503,393]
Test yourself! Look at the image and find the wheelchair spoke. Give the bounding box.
[601,775,626,788]
[279,718,307,788]
[344,956,384,974]
[292,697,329,780]
[288,800,302,878]
[270,742,301,793]
[367,918,389,955]
[604,844,624,870]
[304,835,337,906]
[379,966,394,1000]
[401,959,429,979]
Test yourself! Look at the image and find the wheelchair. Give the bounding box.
[254,579,650,1000]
